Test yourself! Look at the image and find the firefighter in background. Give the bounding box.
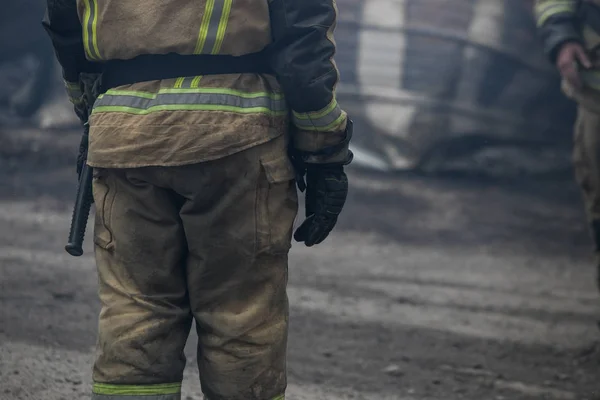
[42,0,353,399]
[535,0,600,292]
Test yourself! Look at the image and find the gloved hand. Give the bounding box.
[294,163,349,247]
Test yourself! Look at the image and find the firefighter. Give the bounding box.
[535,0,600,292]
[42,0,353,399]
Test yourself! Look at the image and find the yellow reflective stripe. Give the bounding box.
[191,76,203,88]
[292,98,346,132]
[91,0,100,59]
[82,0,93,59]
[92,382,181,396]
[534,0,576,27]
[195,0,232,54]
[93,104,287,115]
[98,91,154,100]
[103,87,285,100]
[213,0,233,54]
[173,76,203,89]
[296,113,346,132]
[92,88,288,116]
[195,0,216,54]
[64,81,83,104]
[82,0,101,60]
[293,99,338,121]
[174,77,185,89]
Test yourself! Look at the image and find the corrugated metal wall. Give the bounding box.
[335,0,576,171]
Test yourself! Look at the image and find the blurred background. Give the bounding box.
[1,1,599,399]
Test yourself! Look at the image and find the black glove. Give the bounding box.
[293,163,349,247]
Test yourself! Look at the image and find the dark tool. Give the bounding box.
[65,122,94,256]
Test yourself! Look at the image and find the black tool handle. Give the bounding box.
[65,163,94,256]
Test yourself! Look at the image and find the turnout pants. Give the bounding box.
[573,105,600,290]
[90,136,298,400]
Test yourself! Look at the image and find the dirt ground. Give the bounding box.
[0,128,599,400]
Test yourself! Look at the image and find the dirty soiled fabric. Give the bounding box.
[91,134,298,400]
[87,73,288,168]
[74,0,272,61]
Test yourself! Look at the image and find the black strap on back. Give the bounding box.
[99,51,273,93]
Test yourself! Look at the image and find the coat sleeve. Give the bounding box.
[534,0,582,63]
[42,0,100,104]
[268,0,351,164]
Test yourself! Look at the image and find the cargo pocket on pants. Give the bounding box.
[256,153,299,255]
[92,168,117,250]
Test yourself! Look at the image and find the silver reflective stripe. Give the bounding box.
[292,101,344,131]
[93,90,288,115]
[174,77,203,89]
[195,0,233,54]
[92,394,180,400]
[179,77,195,88]
[202,0,226,54]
